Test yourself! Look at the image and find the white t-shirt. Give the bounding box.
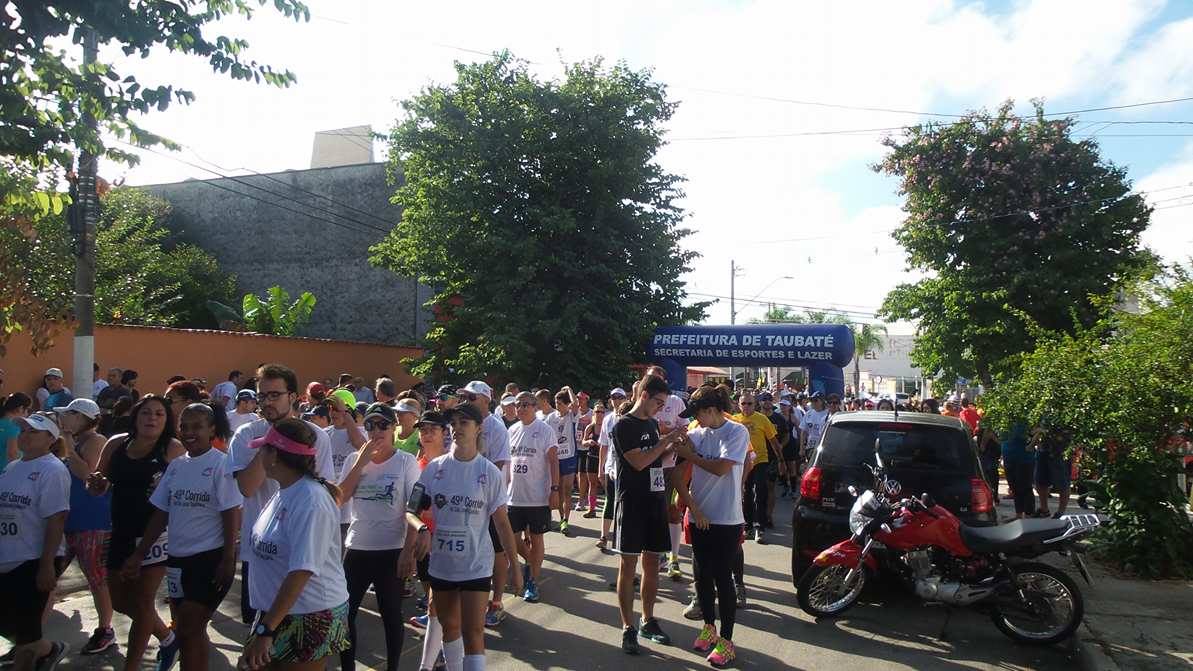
[149,448,242,557]
[544,411,578,460]
[327,425,365,524]
[799,408,830,450]
[599,412,621,477]
[687,422,749,526]
[345,450,420,551]
[506,420,556,507]
[656,394,686,468]
[417,452,506,582]
[248,477,348,614]
[479,413,511,466]
[228,411,257,434]
[228,418,335,562]
[0,454,71,572]
[211,381,239,412]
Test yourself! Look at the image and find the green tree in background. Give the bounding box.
[851,322,887,395]
[241,286,317,337]
[876,101,1154,386]
[372,53,707,389]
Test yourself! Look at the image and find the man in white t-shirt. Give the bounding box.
[227,390,259,434]
[596,387,628,549]
[210,370,242,413]
[798,392,830,470]
[227,364,334,624]
[506,392,558,603]
[326,391,367,532]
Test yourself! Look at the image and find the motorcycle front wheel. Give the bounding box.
[797,563,866,618]
[990,561,1084,645]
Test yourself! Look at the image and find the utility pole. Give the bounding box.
[72,27,98,399]
[729,259,738,389]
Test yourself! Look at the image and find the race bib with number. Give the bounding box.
[138,533,169,566]
[511,460,530,475]
[0,515,17,537]
[165,566,183,599]
[433,526,470,556]
[649,467,665,493]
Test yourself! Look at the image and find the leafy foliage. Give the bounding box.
[983,272,1193,577]
[372,53,707,389]
[876,101,1154,385]
[241,286,316,337]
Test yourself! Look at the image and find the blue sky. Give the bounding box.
[103,0,1193,330]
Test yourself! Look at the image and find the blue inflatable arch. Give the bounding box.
[647,324,856,396]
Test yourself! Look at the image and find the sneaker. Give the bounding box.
[621,626,640,655]
[596,536,608,550]
[583,508,597,519]
[484,603,506,628]
[708,638,736,667]
[574,502,586,511]
[744,526,756,541]
[683,596,703,620]
[735,583,747,608]
[693,624,718,653]
[559,520,570,536]
[37,641,67,671]
[638,617,672,645]
[523,579,540,603]
[668,560,683,581]
[755,526,768,545]
[155,633,180,671]
[81,626,117,655]
[409,613,428,629]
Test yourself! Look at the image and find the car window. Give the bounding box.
[818,422,970,471]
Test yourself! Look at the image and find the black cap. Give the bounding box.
[364,402,396,422]
[756,391,773,402]
[436,384,457,398]
[809,391,824,401]
[444,403,483,424]
[355,401,370,416]
[416,410,449,428]
[302,404,329,419]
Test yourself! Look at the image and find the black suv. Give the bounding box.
[791,411,996,585]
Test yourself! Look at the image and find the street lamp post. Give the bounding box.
[729,271,793,389]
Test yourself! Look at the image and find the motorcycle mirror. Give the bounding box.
[920,493,935,508]
[880,523,893,534]
[874,438,886,470]
[848,485,858,497]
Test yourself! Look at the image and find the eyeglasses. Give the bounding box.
[364,419,392,431]
[258,391,288,402]
[515,402,535,408]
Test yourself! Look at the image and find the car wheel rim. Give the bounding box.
[999,571,1075,640]
[806,565,864,613]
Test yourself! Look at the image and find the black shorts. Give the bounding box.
[577,451,599,474]
[0,558,67,645]
[488,519,503,553]
[782,443,799,462]
[166,547,232,611]
[613,494,669,555]
[417,554,431,583]
[429,575,491,592]
[509,506,551,534]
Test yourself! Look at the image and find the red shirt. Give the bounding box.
[959,407,980,434]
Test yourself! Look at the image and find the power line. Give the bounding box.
[687,291,881,317]
[669,119,1193,142]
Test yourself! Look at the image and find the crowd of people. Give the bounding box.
[0,359,1073,671]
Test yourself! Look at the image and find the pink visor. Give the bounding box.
[249,426,317,456]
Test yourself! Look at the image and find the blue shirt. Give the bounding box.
[0,418,19,472]
[1001,423,1035,465]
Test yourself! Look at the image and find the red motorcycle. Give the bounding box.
[796,449,1100,645]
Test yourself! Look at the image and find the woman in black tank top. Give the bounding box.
[88,395,184,671]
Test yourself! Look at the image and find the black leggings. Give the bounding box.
[691,524,741,640]
[1005,460,1036,516]
[742,465,769,527]
[603,475,616,521]
[341,548,404,671]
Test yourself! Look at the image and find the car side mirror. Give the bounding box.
[920,493,935,508]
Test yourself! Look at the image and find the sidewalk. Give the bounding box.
[996,485,1193,670]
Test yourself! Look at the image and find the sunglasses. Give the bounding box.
[515,402,535,408]
[364,419,393,431]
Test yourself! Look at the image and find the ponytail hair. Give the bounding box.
[271,418,341,502]
[183,401,232,442]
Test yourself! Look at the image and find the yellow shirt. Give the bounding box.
[732,412,777,464]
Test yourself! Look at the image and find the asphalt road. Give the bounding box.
[30,492,1083,670]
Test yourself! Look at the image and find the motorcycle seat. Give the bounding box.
[959,518,1070,553]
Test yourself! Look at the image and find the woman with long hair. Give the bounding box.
[239,418,350,671]
[406,403,522,671]
[87,394,185,671]
[0,392,32,470]
[125,402,240,670]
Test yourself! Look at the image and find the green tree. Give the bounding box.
[748,307,850,325]
[983,271,1193,577]
[240,286,316,337]
[851,322,887,394]
[371,53,707,389]
[0,0,308,351]
[876,101,1154,386]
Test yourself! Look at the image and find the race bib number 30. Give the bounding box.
[649,467,665,493]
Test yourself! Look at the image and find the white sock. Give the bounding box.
[463,653,486,671]
[420,616,444,669]
[159,630,176,647]
[669,523,682,558]
[444,637,465,671]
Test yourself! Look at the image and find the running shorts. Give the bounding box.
[558,455,578,477]
[428,576,491,592]
[166,547,232,610]
[613,494,669,555]
[246,602,350,664]
[577,451,600,474]
[64,529,110,590]
[0,558,67,644]
[508,506,551,535]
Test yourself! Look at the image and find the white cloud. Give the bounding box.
[1113,16,1193,102]
[1136,140,1193,267]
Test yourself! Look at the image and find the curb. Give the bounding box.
[1077,621,1121,671]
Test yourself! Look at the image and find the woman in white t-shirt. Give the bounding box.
[335,403,420,671]
[239,418,350,671]
[0,412,71,669]
[125,402,242,670]
[674,386,750,668]
[405,402,522,671]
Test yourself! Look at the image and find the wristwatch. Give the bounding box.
[550,485,560,492]
[417,525,430,534]
[253,623,276,639]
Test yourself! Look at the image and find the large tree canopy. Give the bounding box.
[877,101,1154,385]
[372,54,706,390]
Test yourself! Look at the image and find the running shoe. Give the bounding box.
[744,526,756,541]
[708,639,736,667]
[582,508,597,519]
[155,633,180,671]
[735,583,747,608]
[693,624,718,653]
[621,626,640,655]
[574,502,586,511]
[523,579,540,603]
[638,617,672,645]
[484,603,506,628]
[668,559,683,581]
[559,520,570,536]
[38,641,67,671]
[81,626,117,655]
[409,613,429,629]
[596,535,608,550]
[755,525,768,545]
[682,596,703,620]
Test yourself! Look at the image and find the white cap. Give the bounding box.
[395,398,420,414]
[45,367,64,378]
[20,413,61,440]
[55,398,100,419]
[499,394,517,407]
[462,381,493,399]
[610,387,627,398]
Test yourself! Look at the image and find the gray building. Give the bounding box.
[141,157,429,345]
